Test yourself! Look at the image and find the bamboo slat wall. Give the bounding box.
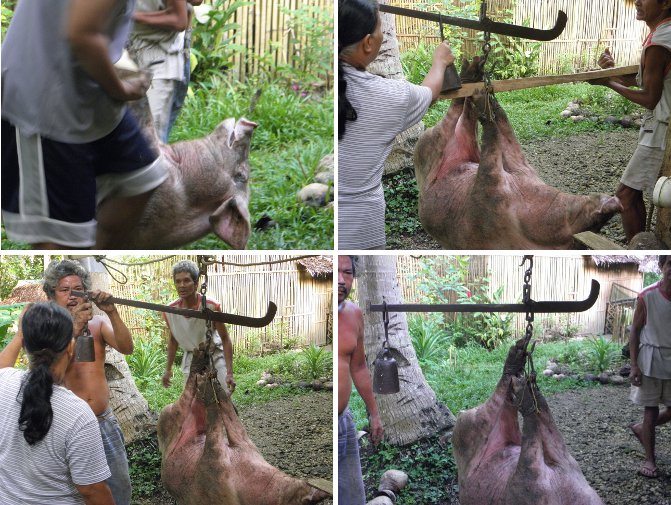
[394,255,644,337]
[389,0,647,75]
[103,255,332,352]
[201,0,333,81]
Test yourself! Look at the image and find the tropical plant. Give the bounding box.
[126,339,166,388]
[585,335,620,373]
[408,314,449,366]
[300,344,332,380]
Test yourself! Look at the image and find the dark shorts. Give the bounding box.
[1,110,166,247]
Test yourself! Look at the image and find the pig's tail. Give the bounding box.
[17,303,73,445]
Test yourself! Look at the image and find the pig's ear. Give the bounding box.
[226,118,258,148]
[210,195,251,249]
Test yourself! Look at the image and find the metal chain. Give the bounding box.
[520,255,535,348]
[382,301,390,350]
[197,256,218,394]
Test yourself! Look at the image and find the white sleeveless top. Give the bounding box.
[636,281,671,379]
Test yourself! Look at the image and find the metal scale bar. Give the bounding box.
[70,290,277,328]
[370,280,600,314]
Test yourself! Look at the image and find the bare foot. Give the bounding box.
[638,462,658,479]
[629,422,644,448]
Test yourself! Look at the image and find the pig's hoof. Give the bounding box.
[511,375,540,417]
[503,341,527,376]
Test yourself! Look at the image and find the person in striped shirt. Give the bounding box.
[338,0,454,249]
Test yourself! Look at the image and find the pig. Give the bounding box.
[414,60,622,249]
[157,343,330,505]
[108,74,254,250]
[452,339,604,505]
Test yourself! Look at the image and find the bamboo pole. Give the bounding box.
[439,65,638,99]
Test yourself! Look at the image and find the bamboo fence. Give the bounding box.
[389,0,647,75]
[201,0,333,81]
[394,255,644,338]
[101,255,333,353]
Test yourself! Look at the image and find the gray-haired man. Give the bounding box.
[162,260,235,393]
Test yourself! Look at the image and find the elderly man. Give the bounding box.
[162,260,235,393]
[1,259,135,505]
[338,255,383,505]
[628,254,671,479]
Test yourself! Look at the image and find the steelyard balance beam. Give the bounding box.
[439,65,638,99]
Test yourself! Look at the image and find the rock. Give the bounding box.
[543,369,554,377]
[571,115,585,122]
[266,383,280,388]
[296,381,311,389]
[323,381,333,390]
[554,373,566,380]
[367,497,393,505]
[610,375,625,385]
[583,373,598,382]
[560,110,573,118]
[567,100,581,111]
[297,183,332,207]
[378,469,409,493]
[598,372,610,385]
[619,363,631,377]
[628,232,666,250]
[546,360,558,371]
[314,154,334,184]
[311,380,323,390]
[256,379,267,387]
[603,115,619,125]
[261,372,272,380]
[620,116,634,128]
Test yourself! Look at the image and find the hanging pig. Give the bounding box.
[414,60,622,249]
[107,72,255,250]
[452,339,604,505]
[157,344,330,505]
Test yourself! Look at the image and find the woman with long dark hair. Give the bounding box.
[0,302,114,505]
[338,0,454,249]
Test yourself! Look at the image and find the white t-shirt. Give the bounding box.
[0,368,111,505]
[636,281,671,379]
[164,294,223,352]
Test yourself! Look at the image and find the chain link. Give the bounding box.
[197,256,217,387]
[521,255,534,348]
[382,301,390,350]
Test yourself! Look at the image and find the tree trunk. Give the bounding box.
[355,255,456,446]
[370,1,425,176]
[75,256,155,444]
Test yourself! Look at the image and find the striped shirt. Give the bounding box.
[636,281,671,379]
[0,368,111,505]
[338,63,432,249]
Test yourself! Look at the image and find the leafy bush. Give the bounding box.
[300,344,332,380]
[0,304,23,355]
[408,314,449,367]
[126,339,166,389]
[585,335,621,373]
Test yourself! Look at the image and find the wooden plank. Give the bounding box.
[307,478,333,495]
[573,232,625,251]
[440,65,639,99]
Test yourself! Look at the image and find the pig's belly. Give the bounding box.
[460,445,520,505]
[162,436,206,491]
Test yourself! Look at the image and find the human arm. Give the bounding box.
[215,321,235,393]
[349,310,383,445]
[0,330,23,368]
[628,296,646,386]
[67,0,150,101]
[133,0,189,32]
[75,482,115,505]
[421,41,455,101]
[92,291,134,355]
[163,318,179,388]
[591,46,670,109]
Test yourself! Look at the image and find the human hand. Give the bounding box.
[162,369,172,388]
[588,77,613,87]
[89,290,117,315]
[116,73,151,102]
[597,47,615,69]
[433,41,455,68]
[226,373,236,394]
[71,299,93,335]
[369,413,384,446]
[630,364,642,387]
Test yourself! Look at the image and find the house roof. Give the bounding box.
[296,256,333,279]
[590,255,661,273]
[0,281,47,305]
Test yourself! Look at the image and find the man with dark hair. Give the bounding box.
[628,254,671,478]
[0,259,135,504]
[337,255,383,504]
[162,260,235,393]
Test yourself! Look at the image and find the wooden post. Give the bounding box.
[657,125,671,247]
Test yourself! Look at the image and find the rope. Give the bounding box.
[92,255,177,285]
[204,254,321,268]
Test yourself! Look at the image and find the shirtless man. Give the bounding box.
[3,260,134,504]
[338,255,383,505]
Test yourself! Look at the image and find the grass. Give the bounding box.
[1,77,333,250]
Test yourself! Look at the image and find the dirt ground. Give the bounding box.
[135,391,333,505]
[391,128,646,250]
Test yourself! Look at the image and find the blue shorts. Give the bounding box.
[98,407,132,505]
[1,110,166,247]
[338,408,366,505]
